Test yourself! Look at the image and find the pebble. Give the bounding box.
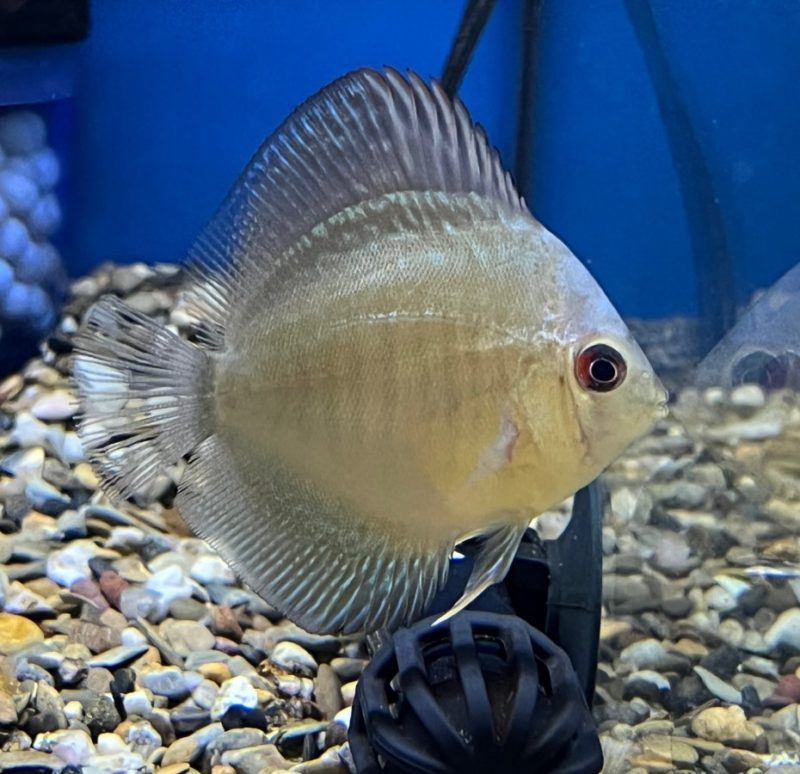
[765,607,800,650]
[211,675,258,720]
[314,663,343,719]
[197,661,232,685]
[161,722,224,766]
[122,689,153,717]
[220,744,290,774]
[190,553,236,585]
[730,383,766,409]
[692,665,743,704]
[691,705,764,749]
[46,539,115,588]
[618,638,689,673]
[0,689,18,725]
[34,728,95,765]
[0,751,63,771]
[0,611,43,654]
[162,619,216,656]
[31,390,78,422]
[138,664,191,700]
[269,641,318,676]
[86,643,148,668]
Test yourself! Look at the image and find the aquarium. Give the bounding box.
[0,3,799,774]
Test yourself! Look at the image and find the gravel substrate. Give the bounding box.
[1,262,799,774]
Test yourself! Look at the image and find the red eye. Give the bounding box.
[575,343,627,393]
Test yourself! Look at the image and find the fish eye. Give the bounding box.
[575,343,627,393]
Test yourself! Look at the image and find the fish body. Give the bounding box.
[74,69,666,635]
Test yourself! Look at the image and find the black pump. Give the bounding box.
[349,611,602,774]
[348,484,606,774]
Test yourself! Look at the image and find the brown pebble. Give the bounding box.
[0,612,44,655]
[25,578,60,599]
[314,664,343,720]
[69,579,109,610]
[197,661,232,684]
[211,606,243,642]
[98,570,129,610]
[69,621,122,654]
[99,608,129,632]
[130,646,162,671]
[768,674,800,707]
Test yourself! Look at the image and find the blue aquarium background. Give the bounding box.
[1,0,799,349]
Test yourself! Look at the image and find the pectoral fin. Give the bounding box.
[434,521,527,625]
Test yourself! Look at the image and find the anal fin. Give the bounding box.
[434,521,527,625]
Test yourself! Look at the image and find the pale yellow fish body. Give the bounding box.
[216,192,593,549]
[74,69,667,635]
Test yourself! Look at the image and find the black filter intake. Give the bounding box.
[349,611,603,774]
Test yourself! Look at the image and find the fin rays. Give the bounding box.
[177,435,451,634]
[184,67,524,347]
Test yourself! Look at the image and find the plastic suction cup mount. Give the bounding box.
[349,610,603,774]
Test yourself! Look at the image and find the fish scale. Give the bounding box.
[74,68,666,634]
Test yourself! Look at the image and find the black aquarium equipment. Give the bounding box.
[348,486,606,774]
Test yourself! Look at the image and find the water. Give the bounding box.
[1,2,800,771]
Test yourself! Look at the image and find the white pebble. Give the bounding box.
[332,706,351,729]
[87,752,148,772]
[46,539,113,588]
[730,383,766,409]
[190,553,236,585]
[765,607,800,651]
[340,680,357,706]
[693,665,743,704]
[123,690,153,717]
[211,675,258,720]
[138,664,190,699]
[191,678,219,710]
[34,728,95,764]
[144,564,194,618]
[95,732,129,755]
[32,389,78,421]
[0,110,47,155]
[0,170,38,216]
[703,386,726,406]
[0,217,29,260]
[120,626,148,646]
[63,701,83,723]
[30,147,61,190]
[61,432,84,464]
[28,194,62,237]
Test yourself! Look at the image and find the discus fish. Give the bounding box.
[73,68,667,635]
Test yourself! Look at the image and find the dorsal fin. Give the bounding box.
[186,67,526,345]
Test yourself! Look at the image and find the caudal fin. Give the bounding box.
[73,295,213,500]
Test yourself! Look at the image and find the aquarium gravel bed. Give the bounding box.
[1,264,800,774]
